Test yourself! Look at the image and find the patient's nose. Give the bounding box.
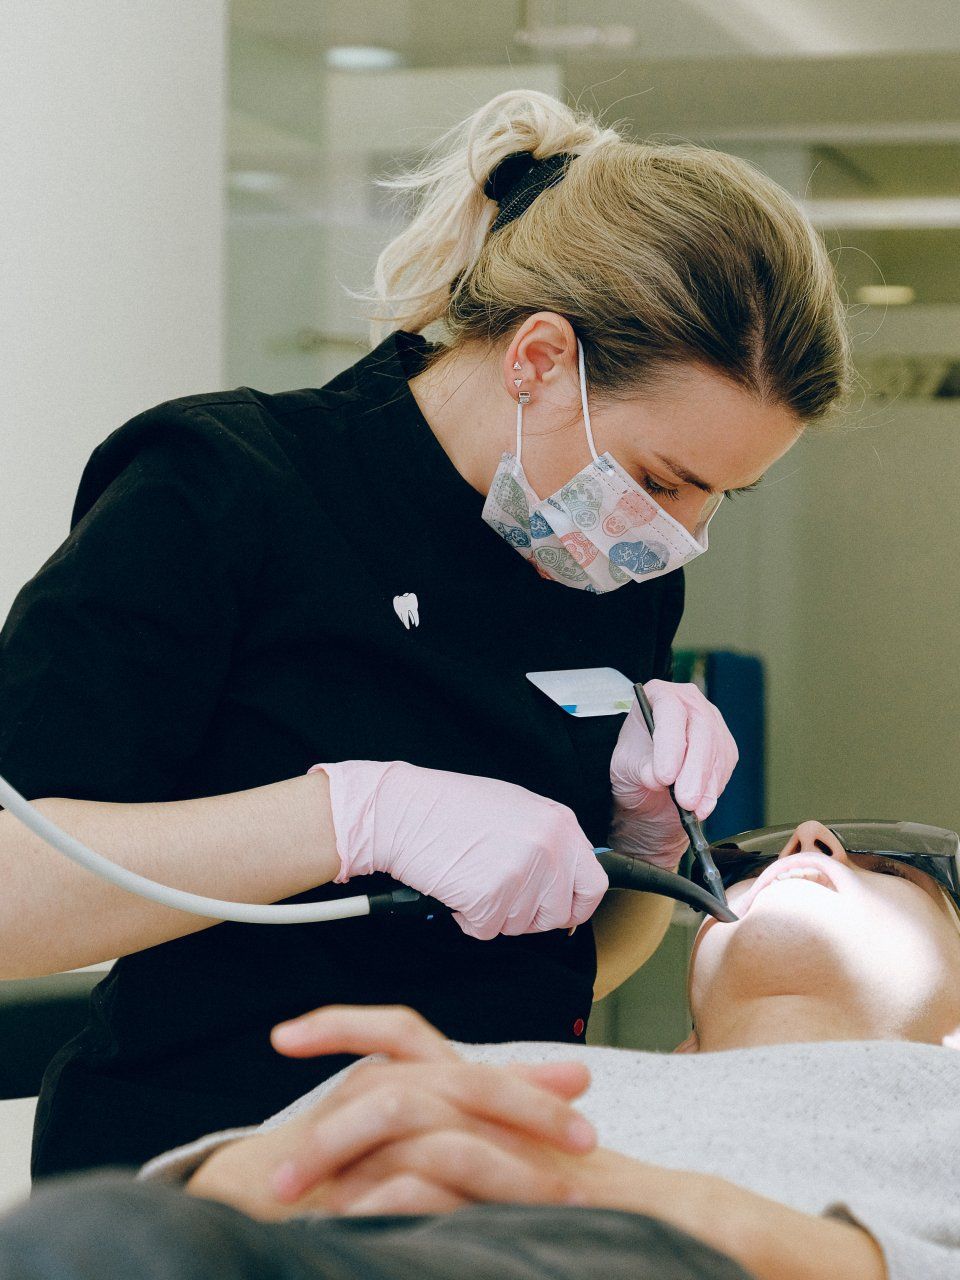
[779,821,848,861]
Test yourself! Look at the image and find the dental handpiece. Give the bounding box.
[631,682,735,920]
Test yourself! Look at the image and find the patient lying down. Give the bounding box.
[130,819,960,1280]
[4,821,960,1280]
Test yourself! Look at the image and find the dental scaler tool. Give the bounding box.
[632,682,737,923]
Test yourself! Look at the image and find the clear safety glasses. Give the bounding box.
[690,820,960,919]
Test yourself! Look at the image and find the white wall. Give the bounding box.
[0,0,228,1208]
[678,397,960,836]
[0,2,227,622]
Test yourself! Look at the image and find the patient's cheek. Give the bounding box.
[687,922,726,1010]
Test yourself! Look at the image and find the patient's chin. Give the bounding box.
[697,891,854,997]
[729,897,844,958]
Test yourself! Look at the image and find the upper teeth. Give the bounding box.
[772,868,832,887]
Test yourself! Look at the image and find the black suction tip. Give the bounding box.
[596,851,738,922]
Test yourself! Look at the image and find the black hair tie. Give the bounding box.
[484,150,575,235]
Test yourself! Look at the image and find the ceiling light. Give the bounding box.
[325,45,403,71]
[801,198,960,229]
[856,285,916,306]
[514,24,635,49]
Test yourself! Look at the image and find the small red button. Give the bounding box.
[573,1017,585,1037]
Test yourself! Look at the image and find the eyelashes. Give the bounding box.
[865,856,912,881]
[724,479,763,500]
[642,476,681,503]
[641,472,762,504]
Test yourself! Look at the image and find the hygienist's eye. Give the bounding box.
[643,475,681,502]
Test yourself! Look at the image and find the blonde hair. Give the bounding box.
[372,90,852,420]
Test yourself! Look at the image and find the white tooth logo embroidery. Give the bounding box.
[393,593,420,629]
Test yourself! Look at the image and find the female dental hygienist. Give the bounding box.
[0,91,851,1178]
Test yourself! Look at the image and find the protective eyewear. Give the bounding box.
[691,820,960,919]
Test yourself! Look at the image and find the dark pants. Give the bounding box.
[0,1173,756,1280]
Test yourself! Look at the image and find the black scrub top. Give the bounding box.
[0,330,684,1178]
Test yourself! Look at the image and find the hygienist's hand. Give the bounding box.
[609,680,738,868]
[311,761,607,939]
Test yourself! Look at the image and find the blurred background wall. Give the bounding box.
[0,2,226,621]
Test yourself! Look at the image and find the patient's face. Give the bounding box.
[689,820,960,1043]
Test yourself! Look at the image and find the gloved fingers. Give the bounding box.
[611,802,688,867]
[644,682,690,786]
[693,755,728,822]
[568,852,609,926]
[453,907,506,943]
[673,712,718,813]
[694,792,717,823]
[508,844,606,935]
[557,845,608,928]
[510,879,576,935]
[637,760,658,793]
[713,705,740,776]
[608,706,656,795]
[690,710,738,819]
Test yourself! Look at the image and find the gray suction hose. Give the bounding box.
[0,772,373,924]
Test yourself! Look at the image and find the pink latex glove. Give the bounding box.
[609,679,739,869]
[309,761,608,941]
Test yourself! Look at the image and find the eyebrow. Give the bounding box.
[651,453,764,496]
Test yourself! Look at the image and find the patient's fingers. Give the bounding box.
[272,1085,465,1202]
[509,1061,592,1097]
[345,1173,466,1216]
[271,1062,595,1203]
[344,1130,574,1211]
[270,1004,460,1063]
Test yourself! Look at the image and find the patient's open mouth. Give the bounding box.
[745,859,840,910]
[764,868,836,891]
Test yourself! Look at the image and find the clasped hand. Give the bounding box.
[188,1004,607,1219]
[186,1005,887,1280]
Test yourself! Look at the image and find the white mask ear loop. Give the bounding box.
[577,338,600,463]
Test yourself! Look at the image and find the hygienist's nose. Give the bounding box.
[778,821,848,861]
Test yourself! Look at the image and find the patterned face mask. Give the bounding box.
[481,339,722,592]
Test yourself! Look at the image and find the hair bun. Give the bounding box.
[483,151,539,203]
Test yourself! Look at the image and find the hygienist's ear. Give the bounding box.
[673,1029,700,1054]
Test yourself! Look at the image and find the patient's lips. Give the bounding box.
[741,854,840,913]
[769,867,835,889]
